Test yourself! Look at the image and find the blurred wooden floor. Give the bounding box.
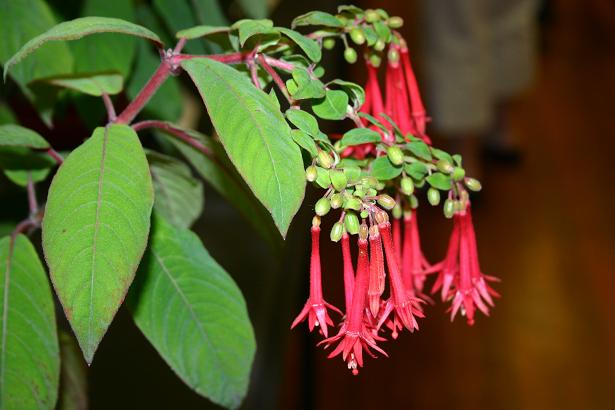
[281,2,615,409]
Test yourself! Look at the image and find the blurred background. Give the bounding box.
[1,0,615,409]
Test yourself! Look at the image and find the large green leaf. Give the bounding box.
[181,58,305,237]
[0,124,49,149]
[0,234,60,410]
[277,27,321,62]
[47,73,123,96]
[291,11,343,28]
[42,124,153,363]
[3,16,162,81]
[70,0,136,77]
[0,0,73,87]
[147,151,204,228]
[129,215,256,410]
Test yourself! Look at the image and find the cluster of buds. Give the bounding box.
[291,6,499,375]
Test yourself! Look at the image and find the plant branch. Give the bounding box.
[102,93,116,122]
[26,175,38,216]
[132,120,213,157]
[46,148,63,165]
[257,54,293,105]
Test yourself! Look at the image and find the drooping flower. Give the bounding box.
[320,223,387,374]
[401,210,437,296]
[367,225,386,318]
[341,231,355,311]
[291,218,342,337]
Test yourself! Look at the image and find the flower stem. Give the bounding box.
[257,54,293,105]
[102,93,116,122]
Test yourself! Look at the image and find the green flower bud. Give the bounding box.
[414,179,425,189]
[330,193,343,209]
[365,9,380,23]
[376,182,385,190]
[315,197,331,216]
[344,212,360,235]
[330,222,344,242]
[369,53,382,67]
[409,194,419,209]
[387,16,404,28]
[330,169,348,191]
[387,146,404,165]
[376,8,389,19]
[400,177,414,195]
[344,47,358,64]
[392,203,402,219]
[305,165,318,182]
[443,199,455,218]
[427,188,440,206]
[366,188,378,197]
[387,48,399,64]
[465,177,482,192]
[350,28,365,45]
[323,38,336,50]
[436,159,454,173]
[374,39,386,51]
[452,167,466,181]
[360,210,369,219]
[353,188,365,198]
[344,197,362,211]
[377,194,396,210]
[317,150,334,169]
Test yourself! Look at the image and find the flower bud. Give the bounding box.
[375,209,389,224]
[344,197,362,211]
[376,181,385,190]
[377,194,396,210]
[387,16,404,28]
[305,165,318,182]
[465,177,482,192]
[392,203,402,219]
[353,188,365,198]
[452,167,465,181]
[330,193,343,209]
[387,48,399,64]
[436,159,454,173]
[443,199,455,218]
[366,188,378,197]
[374,39,386,51]
[315,197,331,216]
[369,53,382,67]
[330,169,348,191]
[344,47,358,64]
[427,188,440,206]
[330,222,344,242]
[359,222,369,240]
[360,210,369,219]
[365,9,380,23]
[387,146,404,165]
[414,179,425,189]
[400,177,414,195]
[317,150,333,168]
[344,212,360,235]
[312,215,321,227]
[349,28,365,45]
[323,38,336,50]
[409,194,419,209]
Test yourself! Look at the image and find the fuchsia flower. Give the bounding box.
[432,207,500,325]
[320,224,387,375]
[402,211,438,296]
[341,232,355,311]
[291,221,341,337]
[367,225,386,318]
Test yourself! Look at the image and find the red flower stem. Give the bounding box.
[46,148,63,165]
[26,175,37,216]
[257,54,294,105]
[310,226,323,300]
[101,93,116,122]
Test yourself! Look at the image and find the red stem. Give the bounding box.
[46,148,63,165]
[102,93,116,122]
[257,54,293,105]
[26,175,37,216]
[132,120,213,157]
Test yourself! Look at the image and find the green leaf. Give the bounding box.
[358,112,389,134]
[0,105,16,125]
[290,129,318,157]
[371,156,402,180]
[431,148,453,164]
[0,124,50,149]
[288,68,325,100]
[327,79,365,108]
[147,151,204,228]
[315,166,331,188]
[406,140,432,161]
[285,109,319,137]
[181,58,305,237]
[3,16,163,81]
[0,234,60,410]
[129,215,256,410]
[47,73,123,96]
[57,331,88,410]
[312,89,349,120]
[340,128,381,147]
[0,0,73,87]
[291,11,343,28]
[426,172,453,190]
[404,162,428,180]
[452,154,462,166]
[5,168,51,187]
[70,0,136,77]
[234,19,276,46]
[276,27,321,62]
[237,0,268,19]
[176,25,229,40]
[42,124,154,363]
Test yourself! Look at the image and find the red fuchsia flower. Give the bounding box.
[320,224,387,375]
[291,219,342,337]
[433,207,500,325]
[392,216,402,267]
[367,225,386,318]
[399,43,431,145]
[375,211,424,338]
[341,231,355,311]
[401,210,438,296]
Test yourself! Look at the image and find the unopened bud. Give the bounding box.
[377,194,396,210]
[350,28,365,45]
[387,48,399,64]
[366,188,378,197]
[436,159,454,173]
[344,212,360,235]
[330,222,344,242]
[305,165,318,182]
[374,39,385,51]
[344,197,362,211]
[365,9,380,23]
[387,16,404,28]
[330,169,348,191]
[360,210,369,219]
[452,167,465,181]
[392,203,402,219]
[359,222,369,240]
[330,193,343,209]
[387,146,404,165]
[375,209,389,225]
[427,188,440,206]
[312,215,321,227]
[323,38,336,50]
[400,177,414,195]
[443,199,455,218]
[465,177,482,192]
[344,47,358,64]
[409,194,419,209]
[315,197,331,216]
[353,188,365,198]
[317,150,334,168]
[369,53,382,67]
